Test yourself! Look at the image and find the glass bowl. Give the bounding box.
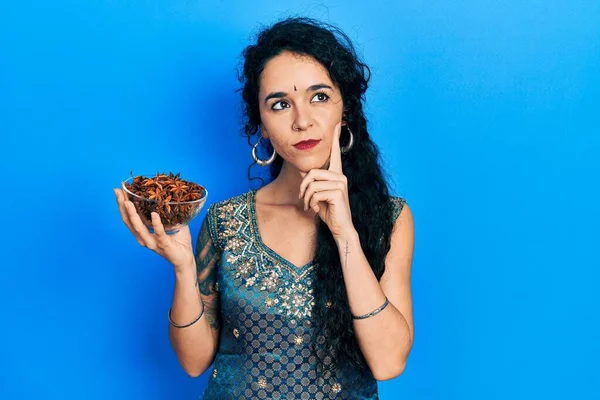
[120,172,208,235]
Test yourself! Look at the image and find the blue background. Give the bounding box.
[1,1,598,399]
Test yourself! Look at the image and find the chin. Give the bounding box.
[294,157,327,173]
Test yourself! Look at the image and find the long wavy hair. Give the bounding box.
[237,17,396,380]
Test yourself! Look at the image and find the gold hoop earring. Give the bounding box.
[341,126,354,154]
[252,137,277,166]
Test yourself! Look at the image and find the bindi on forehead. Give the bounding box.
[294,85,297,92]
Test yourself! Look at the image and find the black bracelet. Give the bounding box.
[351,297,389,320]
[168,301,205,328]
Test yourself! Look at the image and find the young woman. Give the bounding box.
[115,17,414,399]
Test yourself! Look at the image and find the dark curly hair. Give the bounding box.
[237,17,396,381]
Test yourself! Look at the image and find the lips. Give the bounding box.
[293,139,321,150]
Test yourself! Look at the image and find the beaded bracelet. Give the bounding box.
[168,301,205,328]
[351,297,389,320]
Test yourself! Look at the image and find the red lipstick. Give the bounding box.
[293,139,321,150]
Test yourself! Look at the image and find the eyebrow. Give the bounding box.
[263,83,333,104]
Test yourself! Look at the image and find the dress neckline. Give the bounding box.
[248,189,316,272]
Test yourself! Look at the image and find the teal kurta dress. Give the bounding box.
[197,189,406,399]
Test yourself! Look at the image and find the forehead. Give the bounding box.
[259,51,333,93]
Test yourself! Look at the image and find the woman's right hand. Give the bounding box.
[114,188,196,272]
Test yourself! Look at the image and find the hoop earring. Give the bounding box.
[341,126,354,154]
[252,137,277,166]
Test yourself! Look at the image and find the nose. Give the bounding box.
[292,104,313,132]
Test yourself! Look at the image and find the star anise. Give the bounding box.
[169,181,189,197]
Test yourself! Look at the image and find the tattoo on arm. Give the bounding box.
[344,240,350,267]
[195,220,222,331]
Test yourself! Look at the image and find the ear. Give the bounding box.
[341,112,348,127]
[260,123,269,139]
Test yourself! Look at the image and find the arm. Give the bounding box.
[336,203,415,381]
[168,212,222,377]
[298,124,414,380]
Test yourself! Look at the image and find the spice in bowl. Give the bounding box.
[121,171,208,234]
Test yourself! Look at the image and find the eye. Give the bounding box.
[271,92,330,111]
[271,101,289,111]
[311,92,330,103]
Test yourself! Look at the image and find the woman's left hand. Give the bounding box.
[299,122,356,241]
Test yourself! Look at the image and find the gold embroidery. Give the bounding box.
[277,282,314,319]
[213,193,315,320]
[260,270,281,292]
[257,377,267,389]
[235,257,256,280]
[332,382,342,393]
[224,237,246,252]
[219,202,235,218]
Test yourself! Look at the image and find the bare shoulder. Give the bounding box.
[381,197,415,341]
[381,196,414,280]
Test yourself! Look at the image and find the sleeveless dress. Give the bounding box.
[198,189,406,400]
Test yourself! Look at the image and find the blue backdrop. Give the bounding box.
[1,1,598,399]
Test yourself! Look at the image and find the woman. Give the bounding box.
[115,17,414,399]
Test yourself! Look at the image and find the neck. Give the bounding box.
[263,161,309,208]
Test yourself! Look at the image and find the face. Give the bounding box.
[258,51,345,173]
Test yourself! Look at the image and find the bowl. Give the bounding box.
[120,172,208,235]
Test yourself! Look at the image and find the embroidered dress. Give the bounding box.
[198,189,406,399]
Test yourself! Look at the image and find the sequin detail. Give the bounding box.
[257,377,267,389]
[332,383,342,393]
[390,196,406,222]
[213,190,315,320]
